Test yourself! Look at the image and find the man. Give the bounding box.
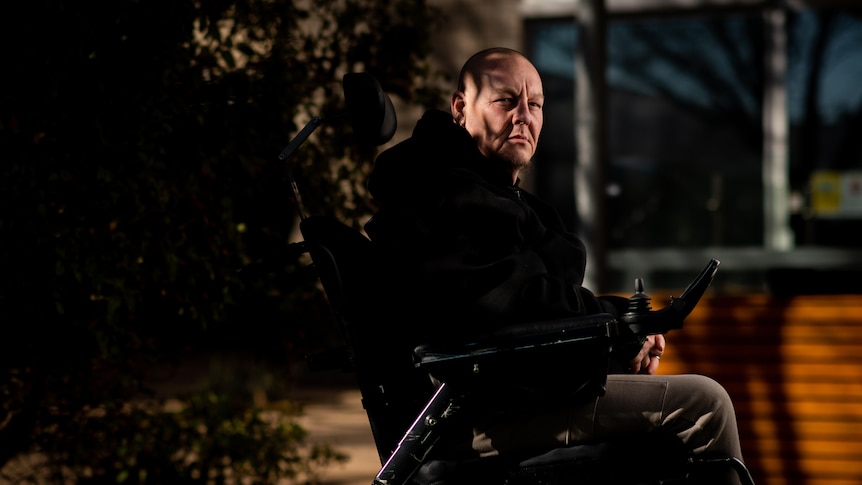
[365,47,744,483]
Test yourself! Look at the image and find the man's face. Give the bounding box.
[452,53,544,177]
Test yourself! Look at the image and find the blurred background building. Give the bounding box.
[416,0,862,296]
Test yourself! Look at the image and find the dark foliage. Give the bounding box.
[0,0,445,481]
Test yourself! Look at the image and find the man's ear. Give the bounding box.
[451,91,466,126]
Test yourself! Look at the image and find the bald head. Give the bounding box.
[451,48,544,182]
[457,47,529,93]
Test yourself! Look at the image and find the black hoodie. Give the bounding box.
[365,109,625,347]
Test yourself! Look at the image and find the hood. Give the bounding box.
[368,109,510,205]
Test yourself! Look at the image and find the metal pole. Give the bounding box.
[763,7,793,250]
[575,0,609,291]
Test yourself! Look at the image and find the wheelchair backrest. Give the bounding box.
[298,215,437,463]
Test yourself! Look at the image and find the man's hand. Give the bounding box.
[628,334,666,374]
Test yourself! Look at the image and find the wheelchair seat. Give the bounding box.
[413,431,692,485]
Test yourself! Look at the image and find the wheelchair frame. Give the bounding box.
[277,72,756,485]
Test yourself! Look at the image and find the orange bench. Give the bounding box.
[656,294,862,485]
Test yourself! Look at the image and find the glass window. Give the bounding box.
[529,14,764,249]
[788,9,862,247]
[526,6,862,293]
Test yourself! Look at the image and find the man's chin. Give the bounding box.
[501,154,533,174]
[512,159,533,174]
[505,148,535,168]
[486,146,535,173]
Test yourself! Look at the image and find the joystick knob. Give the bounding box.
[625,277,652,315]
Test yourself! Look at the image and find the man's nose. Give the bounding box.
[513,98,532,125]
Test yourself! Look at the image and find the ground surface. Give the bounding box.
[291,385,381,485]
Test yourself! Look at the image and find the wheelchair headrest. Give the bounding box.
[343,72,397,146]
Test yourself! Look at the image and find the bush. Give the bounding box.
[0,0,444,481]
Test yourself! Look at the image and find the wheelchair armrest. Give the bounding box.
[412,313,616,398]
[414,313,616,368]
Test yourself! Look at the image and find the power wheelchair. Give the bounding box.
[274,72,756,485]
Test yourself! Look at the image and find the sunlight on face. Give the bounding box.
[453,52,544,181]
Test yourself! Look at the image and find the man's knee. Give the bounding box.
[670,374,733,411]
[665,374,742,459]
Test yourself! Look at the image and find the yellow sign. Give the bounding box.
[810,170,862,217]
[811,171,841,214]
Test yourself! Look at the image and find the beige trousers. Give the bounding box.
[472,374,744,483]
